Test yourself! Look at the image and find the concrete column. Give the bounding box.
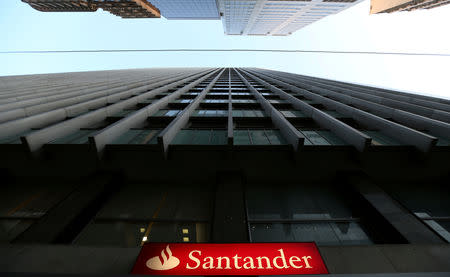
[90,69,218,155]
[227,68,234,145]
[242,69,371,151]
[346,174,444,244]
[234,68,304,151]
[252,69,437,152]
[212,172,249,242]
[13,175,121,244]
[158,69,225,154]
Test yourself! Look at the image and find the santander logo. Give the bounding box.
[132,243,328,275]
[146,245,180,270]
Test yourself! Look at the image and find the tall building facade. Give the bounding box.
[0,68,450,276]
[370,0,450,13]
[217,0,363,35]
[22,0,365,35]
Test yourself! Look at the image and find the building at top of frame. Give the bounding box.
[21,0,368,35]
[217,0,364,35]
[21,0,161,18]
[0,68,450,276]
[370,0,450,14]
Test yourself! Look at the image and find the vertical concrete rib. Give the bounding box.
[89,69,220,155]
[227,68,234,146]
[0,75,159,112]
[234,68,304,150]
[301,74,450,113]
[0,74,179,123]
[242,69,370,151]
[158,69,226,154]
[251,68,438,152]
[266,70,450,123]
[347,175,445,244]
[0,71,195,140]
[251,70,450,140]
[21,70,210,153]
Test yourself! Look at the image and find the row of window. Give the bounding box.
[2,182,448,246]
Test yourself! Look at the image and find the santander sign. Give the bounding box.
[132,243,328,275]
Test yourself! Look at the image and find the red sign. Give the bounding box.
[131,243,328,275]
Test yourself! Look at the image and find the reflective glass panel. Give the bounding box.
[246,184,355,220]
[250,222,373,245]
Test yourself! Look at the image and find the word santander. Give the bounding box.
[132,243,328,275]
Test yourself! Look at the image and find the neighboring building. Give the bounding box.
[22,0,365,35]
[0,68,450,276]
[21,0,161,18]
[217,0,364,35]
[149,0,220,19]
[370,0,450,13]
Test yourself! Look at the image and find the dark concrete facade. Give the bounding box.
[0,68,449,276]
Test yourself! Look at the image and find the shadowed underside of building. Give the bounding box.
[0,68,449,276]
[370,0,450,13]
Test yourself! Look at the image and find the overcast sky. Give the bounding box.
[1,0,449,99]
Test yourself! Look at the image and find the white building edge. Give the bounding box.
[150,0,364,36]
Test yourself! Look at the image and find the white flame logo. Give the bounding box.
[146,245,180,270]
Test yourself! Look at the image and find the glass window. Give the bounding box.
[232,110,266,117]
[166,110,180,117]
[234,130,286,145]
[75,184,213,247]
[234,130,251,145]
[111,129,160,145]
[151,110,180,117]
[382,183,450,242]
[300,130,330,145]
[363,131,401,146]
[280,110,305,118]
[251,222,372,246]
[317,131,347,145]
[171,130,227,145]
[298,130,348,146]
[232,110,244,117]
[246,184,373,245]
[192,110,228,117]
[250,130,269,145]
[0,183,75,242]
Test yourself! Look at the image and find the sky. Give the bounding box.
[1,0,450,100]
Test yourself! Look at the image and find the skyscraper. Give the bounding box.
[22,0,366,35]
[1,68,450,277]
[218,0,364,35]
[370,0,450,14]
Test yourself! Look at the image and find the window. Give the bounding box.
[246,184,373,245]
[172,129,227,145]
[111,129,161,144]
[362,131,401,146]
[280,110,306,118]
[382,183,450,242]
[192,110,228,117]
[234,129,285,145]
[151,110,181,117]
[232,109,266,117]
[298,130,347,145]
[0,183,75,242]
[74,184,213,247]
